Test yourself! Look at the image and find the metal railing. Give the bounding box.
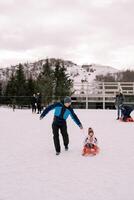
[0,82,134,109]
[72,82,134,109]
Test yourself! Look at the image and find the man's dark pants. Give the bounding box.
[52,122,69,153]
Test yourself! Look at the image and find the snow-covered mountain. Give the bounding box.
[0,58,118,84]
[68,63,118,94]
[68,63,118,84]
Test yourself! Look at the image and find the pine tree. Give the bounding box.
[120,70,134,82]
[4,73,17,106]
[54,60,73,101]
[0,82,2,96]
[15,63,26,96]
[25,75,36,106]
[0,82,1,104]
[37,59,54,104]
[26,75,36,96]
[5,73,17,96]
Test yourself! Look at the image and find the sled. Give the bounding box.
[82,145,100,156]
[119,117,134,122]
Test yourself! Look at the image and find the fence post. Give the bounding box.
[102,82,105,109]
[86,83,88,109]
[118,82,121,91]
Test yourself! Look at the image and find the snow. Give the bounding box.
[0,107,134,200]
[0,60,118,88]
[67,63,118,83]
[66,63,118,94]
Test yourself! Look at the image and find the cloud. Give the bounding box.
[0,0,134,69]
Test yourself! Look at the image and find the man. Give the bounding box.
[31,94,37,113]
[40,96,83,155]
[37,93,42,114]
[115,90,125,119]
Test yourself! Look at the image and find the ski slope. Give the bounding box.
[0,107,134,200]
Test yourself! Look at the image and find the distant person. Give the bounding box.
[12,98,16,112]
[121,105,134,122]
[115,90,125,119]
[40,96,83,155]
[37,93,42,114]
[31,94,37,113]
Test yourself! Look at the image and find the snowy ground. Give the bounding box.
[0,107,134,200]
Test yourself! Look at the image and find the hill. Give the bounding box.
[0,58,118,84]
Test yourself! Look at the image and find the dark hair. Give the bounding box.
[88,127,94,135]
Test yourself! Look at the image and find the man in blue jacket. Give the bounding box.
[40,96,83,155]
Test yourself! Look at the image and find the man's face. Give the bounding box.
[64,102,71,107]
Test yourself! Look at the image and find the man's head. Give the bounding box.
[64,96,71,107]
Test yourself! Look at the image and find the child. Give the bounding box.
[82,127,99,156]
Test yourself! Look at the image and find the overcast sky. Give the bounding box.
[0,0,134,69]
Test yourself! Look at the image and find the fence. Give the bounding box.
[71,82,134,109]
[0,82,134,109]
[0,96,32,108]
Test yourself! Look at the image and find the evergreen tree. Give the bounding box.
[0,81,2,104]
[4,73,17,105]
[54,60,73,100]
[120,70,134,82]
[26,75,36,96]
[15,63,26,96]
[0,82,2,96]
[5,73,17,96]
[25,75,36,106]
[37,59,54,104]
[95,73,116,82]
[95,70,134,82]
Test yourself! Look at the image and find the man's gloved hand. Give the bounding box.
[79,124,83,129]
[40,116,43,120]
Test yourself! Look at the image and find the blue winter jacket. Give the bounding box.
[40,102,82,127]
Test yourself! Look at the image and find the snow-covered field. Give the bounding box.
[0,107,134,200]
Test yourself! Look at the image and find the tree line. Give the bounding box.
[0,59,73,106]
[95,70,134,82]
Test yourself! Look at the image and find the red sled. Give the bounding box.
[120,117,134,122]
[82,145,100,156]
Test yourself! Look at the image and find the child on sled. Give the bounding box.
[82,127,99,156]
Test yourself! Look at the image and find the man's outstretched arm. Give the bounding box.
[40,103,61,119]
[69,108,83,129]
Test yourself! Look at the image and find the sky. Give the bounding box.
[0,0,134,69]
